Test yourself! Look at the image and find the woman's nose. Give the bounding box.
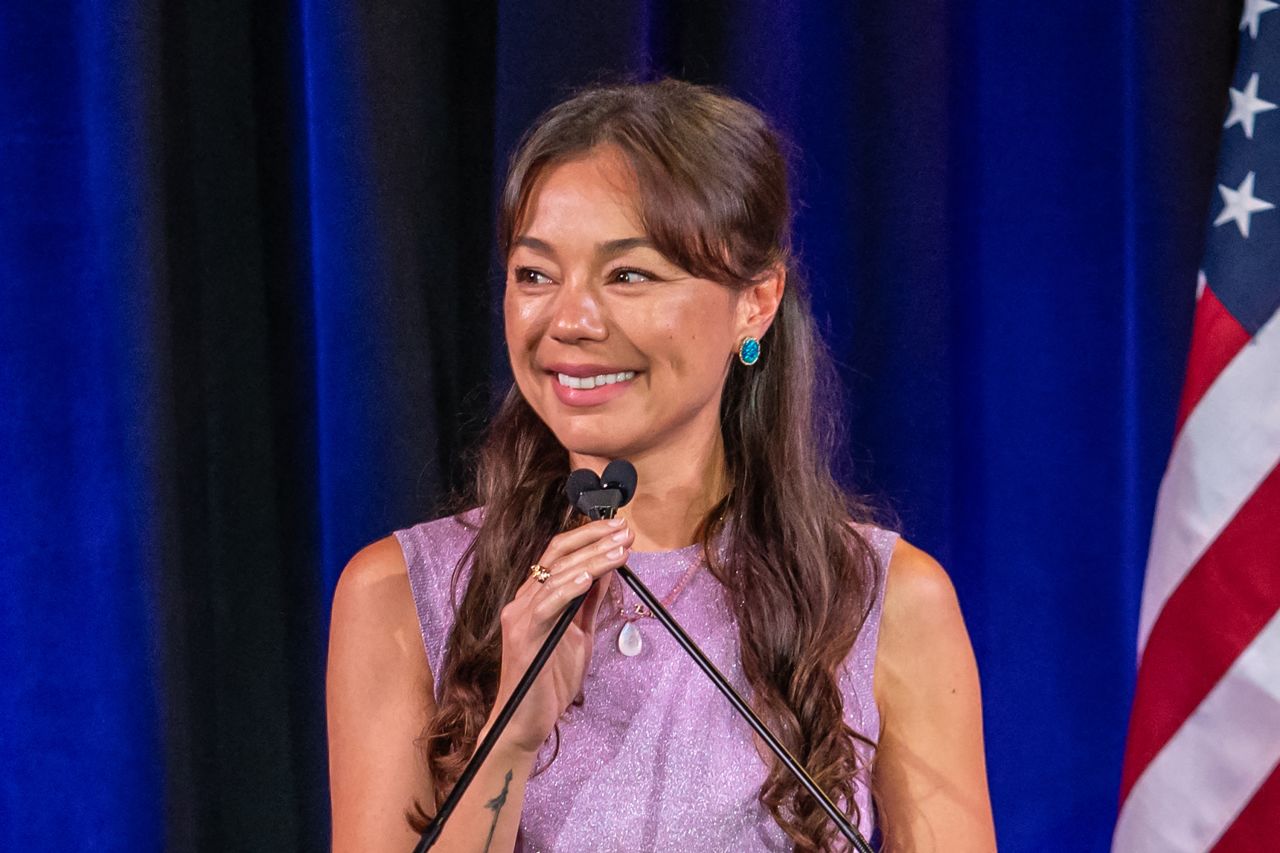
[548,278,608,343]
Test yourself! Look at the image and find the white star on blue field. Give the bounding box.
[1205,4,1280,334]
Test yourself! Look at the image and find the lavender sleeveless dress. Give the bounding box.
[394,512,898,851]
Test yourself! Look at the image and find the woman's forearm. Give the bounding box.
[429,729,538,853]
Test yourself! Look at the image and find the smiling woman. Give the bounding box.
[326,78,995,852]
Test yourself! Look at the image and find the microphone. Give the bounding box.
[567,459,636,520]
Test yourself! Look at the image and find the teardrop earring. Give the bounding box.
[738,336,761,366]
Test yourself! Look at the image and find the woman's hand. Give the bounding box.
[486,516,634,755]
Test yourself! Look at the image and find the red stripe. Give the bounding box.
[1175,286,1252,437]
[1118,461,1280,804]
[1211,762,1280,852]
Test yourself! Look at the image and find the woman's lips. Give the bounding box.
[548,371,637,407]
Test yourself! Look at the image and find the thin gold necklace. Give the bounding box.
[607,547,706,657]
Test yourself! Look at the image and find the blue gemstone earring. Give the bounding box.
[738,336,761,366]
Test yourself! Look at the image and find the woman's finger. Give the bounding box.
[531,538,622,607]
[543,525,633,578]
[528,541,629,622]
[576,570,613,630]
[529,567,597,622]
[536,517,627,568]
[513,518,629,600]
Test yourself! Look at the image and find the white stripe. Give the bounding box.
[1137,306,1280,656]
[1113,608,1280,852]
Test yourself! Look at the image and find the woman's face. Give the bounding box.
[503,145,765,464]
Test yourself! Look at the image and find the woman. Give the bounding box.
[327,79,995,852]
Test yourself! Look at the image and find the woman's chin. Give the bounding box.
[563,442,636,464]
[552,424,639,463]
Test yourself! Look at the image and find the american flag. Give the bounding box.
[1113,2,1280,850]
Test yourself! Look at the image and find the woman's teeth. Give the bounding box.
[556,371,636,390]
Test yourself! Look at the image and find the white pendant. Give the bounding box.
[617,622,643,657]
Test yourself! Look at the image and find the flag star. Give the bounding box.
[1240,0,1278,38]
[1214,171,1275,238]
[1225,73,1277,138]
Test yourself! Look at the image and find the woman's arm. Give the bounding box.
[327,536,534,853]
[327,518,633,852]
[328,536,439,851]
[872,538,997,852]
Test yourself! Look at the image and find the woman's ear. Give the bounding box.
[736,263,786,340]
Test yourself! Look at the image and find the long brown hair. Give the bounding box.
[423,78,883,851]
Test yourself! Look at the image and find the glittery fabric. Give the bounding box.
[395,511,898,851]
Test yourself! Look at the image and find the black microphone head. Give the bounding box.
[566,468,602,507]
[600,459,637,506]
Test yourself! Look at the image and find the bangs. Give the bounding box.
[498,82,790,288]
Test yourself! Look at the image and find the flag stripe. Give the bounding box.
[1118,461,1280,802]
[1137,304,1280,656]
[1113,608,1280,852]
[1211,762,1280,852]
[1174,285,1254,437]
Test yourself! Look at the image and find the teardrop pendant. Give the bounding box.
[617,622,643,657]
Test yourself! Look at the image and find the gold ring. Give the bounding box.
[529,563,551,584]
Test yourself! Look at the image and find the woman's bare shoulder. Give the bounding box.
[875,537,974,706]
[329,534,430,692]
[335,508,477,627]
[882,538,962,631]
[331,536,419,640]
[330,532,430,691]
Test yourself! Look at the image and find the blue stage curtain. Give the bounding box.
[1,2,166,850]
[0,0,1240,850]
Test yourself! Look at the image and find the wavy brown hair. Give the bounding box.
[421,78,884,851]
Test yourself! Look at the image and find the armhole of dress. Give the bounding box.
[395,510,482,701]
[860,526,899,847]
[394,525,447,687]
[863,526,900,742]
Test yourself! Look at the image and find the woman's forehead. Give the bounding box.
[514,152,650,245]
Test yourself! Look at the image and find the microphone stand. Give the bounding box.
[415,501,872,853]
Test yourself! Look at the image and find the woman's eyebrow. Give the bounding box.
[513,235,656,259]
[512,235,556,256]
[597,236,655,258]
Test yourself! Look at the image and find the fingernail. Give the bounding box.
[611,529,629,542]
[607,517,625,528]
[575,571,591,585]
[607,545,624,559]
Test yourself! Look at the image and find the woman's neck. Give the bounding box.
[569,428,728,552]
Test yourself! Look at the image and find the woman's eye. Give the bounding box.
[610,268,657,284]
[513,267,553,285]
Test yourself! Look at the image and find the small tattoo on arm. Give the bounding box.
[482,769,513,852]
